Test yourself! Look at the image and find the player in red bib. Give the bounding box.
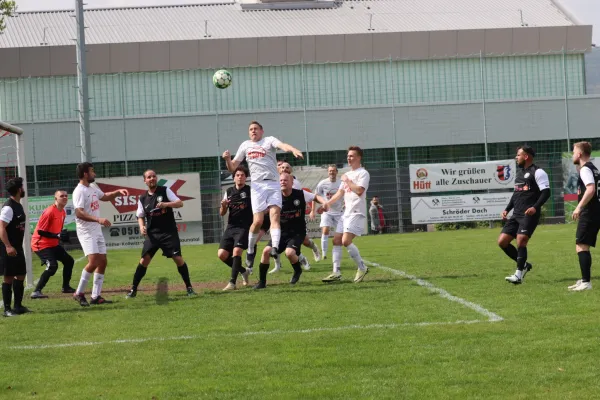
[30,190,74,299]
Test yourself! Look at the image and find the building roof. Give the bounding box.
[0,0,577,48]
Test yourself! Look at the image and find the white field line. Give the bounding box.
[10,320,487,350]
[363,260,504,322]
[3,255,87,307]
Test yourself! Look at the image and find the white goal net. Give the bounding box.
[0,121,33,287]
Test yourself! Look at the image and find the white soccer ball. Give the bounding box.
[213,69,232,89]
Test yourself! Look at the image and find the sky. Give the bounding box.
[12,0,600,45]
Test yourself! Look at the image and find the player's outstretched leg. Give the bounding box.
[303,235,321,263]
[286,246,303,285]
[90,255,112,305]
[323,233,343,283]
[173,257,195,296]
[61,251,76,293]
[343,233,368,283]
[2,277,17,317]
[12,276,29,314]
[126,256,151,298]
[504,234,533,285]
[321,227,330,260]
[31,262,57,299]
[224,249,250,291]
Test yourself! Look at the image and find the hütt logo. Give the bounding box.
[494,165,513,185]
[95,179,195,214]
[413,168,431,191]
[416,168,428,179]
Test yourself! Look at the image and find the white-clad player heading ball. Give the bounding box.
[320,146,370,283]
[223,121,304,269]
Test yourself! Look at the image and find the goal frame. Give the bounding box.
[0,120,34,288]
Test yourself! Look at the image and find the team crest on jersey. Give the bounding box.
[293,199,300,206]
[157,196,163,202]
[524,173,530,178]
[240,192,247,199]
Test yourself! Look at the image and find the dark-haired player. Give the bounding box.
[498,146,550,284]
[0,177,29,316]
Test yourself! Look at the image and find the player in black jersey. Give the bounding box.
[569,142,600,291]
[0,178,29,316]
[498,145,551,284]
[254,173,327,289]
[219,166,252,290]
[125,170,196,298]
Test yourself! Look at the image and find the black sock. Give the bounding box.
[578,251,592,282]
[291,261,302,274]
[501,244,518,262]
[223,257,233,268]
[35,270,53,292]
[259,263,269,283]
[2,282,12,311]
[253,244,258,255]
[516,247,527,271]
[62,260,74,289]
[13,279,24,308]
[132,264,147,290]
[230,256,242,284]
[177,263,192,288]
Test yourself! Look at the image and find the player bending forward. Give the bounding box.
[569,141,600,291]
[219,166,252,291]
[72,162,129,306]
[222,120,303,270]
[126,170,196,298]
[30,190,74,299]
[321,146,370,283]
[310,165,343,260]
[499,145,550,285]
[254,173,326,289]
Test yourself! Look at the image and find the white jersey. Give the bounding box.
[234,136,281,182]
[293,177,302,190]
[72,183,104,236]
[341,167,370,217]
[316,178,343,214]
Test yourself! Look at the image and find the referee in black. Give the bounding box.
[218,165,252,290]
[0,177,29,316]
[569,141,600,291]
[254,172,327,289]
[498,145,550,285]
[126,170,196,298]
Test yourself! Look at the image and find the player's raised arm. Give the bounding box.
[276,142,304,159]
[223,150,241,173]
[100,188,128,202]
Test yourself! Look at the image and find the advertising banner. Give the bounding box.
[102,221,203,250]
[28,195,76,232]
[410,193,512,224]
[562,153,600,222]
[409,160,516,193]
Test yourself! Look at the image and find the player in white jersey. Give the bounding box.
[266,162,321,274]
[71,162,129,307]
[222,120,303,269]
[310,165,343,260]
[321,146,370,283]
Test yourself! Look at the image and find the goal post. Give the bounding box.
[0,120,34,288]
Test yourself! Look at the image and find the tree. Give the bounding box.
[0,0,17,33]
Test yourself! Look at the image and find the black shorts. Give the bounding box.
[142,232,181,258]
[34,246,73,267]
[501,215,540,238]
[219,226,249,253]
[261,214,271,232]
[267,234,304,256]
[576,216,600,247]
[0,247,26,277]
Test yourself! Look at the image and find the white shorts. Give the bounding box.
[320,212,343,234]
[78,232,107,256]
[251,180,282,214]
[343,214,366,237]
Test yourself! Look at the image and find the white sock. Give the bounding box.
[332,245,342,273]
[247,232,259,254]
[308,239,318,252]
[92,273,104,299]
[270,228,281,249]
[76,269,92,295]
[321,234,329,256]
[515,269,523,279]
[346,243,365,270]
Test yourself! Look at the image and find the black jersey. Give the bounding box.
[280,189,310,237]
[225,185,252,229]
[139,186,177,234]
[1,198,25,249]
[578,161,600,219]
[510,164,548,216]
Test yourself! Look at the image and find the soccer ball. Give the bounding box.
[213,69,232,89]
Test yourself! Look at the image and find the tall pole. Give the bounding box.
[390,55,402,233]
[76,0,92,162]
[562,47,571,151]
[301,61,310,166]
